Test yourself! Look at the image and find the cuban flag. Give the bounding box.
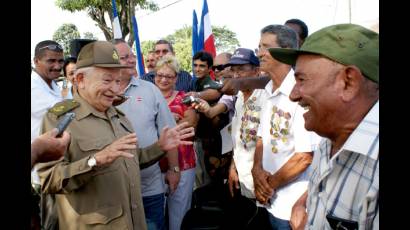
[111,0,122,39]
[132,15,145,77]
[192,10,199,56]
[198,0,216,58]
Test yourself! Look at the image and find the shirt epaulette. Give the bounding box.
[48,99,80,117]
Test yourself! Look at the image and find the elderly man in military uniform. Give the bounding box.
[36,41,194,230]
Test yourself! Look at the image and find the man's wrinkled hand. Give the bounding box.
[159,122,195,151]
[32,128,71,165]
[95,133,137,166]
[290,200,308,230]
[252,165,274,204]
[165,170,180,194]
[228,167,240,197]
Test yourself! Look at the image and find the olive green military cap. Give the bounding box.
[76,41,128,69]
[268,24,379,83]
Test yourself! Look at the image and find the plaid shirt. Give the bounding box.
[306,101,379,230]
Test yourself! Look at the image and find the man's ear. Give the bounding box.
[75,72,85,89]
[33,57,39,66]
[340,65,363,102]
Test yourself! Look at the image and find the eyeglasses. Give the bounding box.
[38,44,63,51]
[155,49,170,55]
[155,73,176,80]
[212,65,226,71]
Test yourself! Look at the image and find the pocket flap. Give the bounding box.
[80,205,123,225]
[77,138,111,151]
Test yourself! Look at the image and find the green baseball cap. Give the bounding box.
[268,24,379,83]
[76,41,128,69]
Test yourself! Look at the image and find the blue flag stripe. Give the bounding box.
[132,15,145,76]
[112,0,119,17]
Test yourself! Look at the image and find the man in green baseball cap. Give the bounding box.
[269,24,379,230]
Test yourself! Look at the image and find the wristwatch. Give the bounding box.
[87,154,97,168]
[169,166,180,173]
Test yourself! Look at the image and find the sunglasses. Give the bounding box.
[39,44,63,51]
[212,64,226,71]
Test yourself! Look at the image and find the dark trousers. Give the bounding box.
[143,193,165,230]
[268,213,291,230]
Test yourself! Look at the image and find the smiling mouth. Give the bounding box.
[299,102,310,111]
[104,95,115,100]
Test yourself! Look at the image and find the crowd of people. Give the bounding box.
[31,18,379,230]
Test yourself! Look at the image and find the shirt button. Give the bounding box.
[131,183,135,187]
[132,204,138,210]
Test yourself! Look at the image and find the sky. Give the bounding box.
[31,0,378,58]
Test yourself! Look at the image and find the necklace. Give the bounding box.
[164,91,174,99]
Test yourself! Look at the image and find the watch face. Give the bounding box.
[174,166,180,172]
[88,157,96,167]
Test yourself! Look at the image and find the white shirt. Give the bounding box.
[306,101,379,230]
[257,70,320,220]
[57,79,73,99]
[31,70,63,184]
[231,89,266,198]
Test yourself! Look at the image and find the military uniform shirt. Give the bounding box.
[37,92,165,230]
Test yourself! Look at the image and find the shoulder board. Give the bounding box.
[48,99,80,117]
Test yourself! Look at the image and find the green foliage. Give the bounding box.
[141,40,156,57]
[55,0,158,45]
[213,26,240,53]
[53,23,81,56]
[148,25,240,72]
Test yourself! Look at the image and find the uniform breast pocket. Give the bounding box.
[77,138,120,176]
[79,204,128,229]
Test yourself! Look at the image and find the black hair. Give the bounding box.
[34,40,63,59]
[193,51,213,68]
[285,18,309,40]
[261,24,298,49]
[63,57,77,77]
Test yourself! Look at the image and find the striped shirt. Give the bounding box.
[306,101,379,230]
[141,70,194,92]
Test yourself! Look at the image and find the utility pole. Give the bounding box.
[348,0,352,23]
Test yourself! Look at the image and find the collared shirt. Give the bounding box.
[231,89,266,198]
[141,70,193,92]
[257,70,320,220]
[37,92,164,230]
[193,75,213,92]
[117,77,176,196]
[306,101,379,230]
[31,70,63,184]
[57,80,74,99]
[218,94,236,122]
[31,71,63,141]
